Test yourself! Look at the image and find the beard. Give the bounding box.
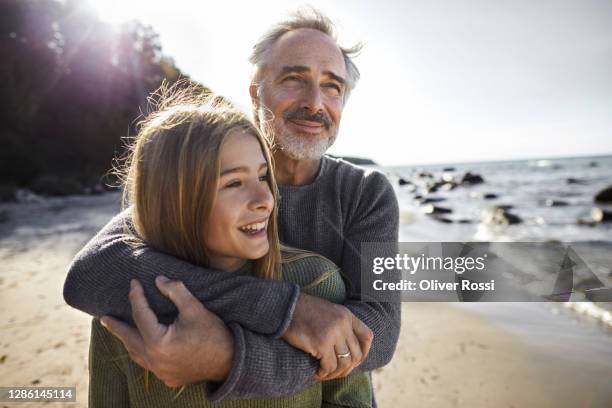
[275,125,338,160]
[256,104,338,161]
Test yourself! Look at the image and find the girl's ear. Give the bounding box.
[249,82,260,108]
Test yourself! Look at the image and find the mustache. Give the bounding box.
[283,109,331,129]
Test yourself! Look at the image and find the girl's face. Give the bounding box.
[204,129,274,272]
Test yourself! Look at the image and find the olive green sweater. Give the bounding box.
[89,253,372,407]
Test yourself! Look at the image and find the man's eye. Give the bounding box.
[259,174,268,182]
[324,83,342,95]
[284,76,302,83]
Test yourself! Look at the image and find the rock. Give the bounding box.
[588,161,598,168]
[591,208,612,223]
[398,177,412,186]
[418,172,434,179]
[421,197,446,204]
[422,204,453,215]
[457,219,473,224]
[426,182,445,194]
[594,186,612,204]
[481,207,522,225]
[442,167,456,172]
[566,177,588,185]
[577,218,597,226]
[432,216,453,224]
[542,199,569,207]
[441,173,455,183]
[470,192,498,200]
[497,204,514,210]
[441,182,458,191]
[461,172,484,185]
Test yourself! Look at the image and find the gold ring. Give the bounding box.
[336,351,351,359]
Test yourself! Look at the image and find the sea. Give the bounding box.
[376,154,612,329]
[385,154,612,243]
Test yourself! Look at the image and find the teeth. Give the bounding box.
[240,222,266,233]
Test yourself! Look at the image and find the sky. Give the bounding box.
[88,0,612,166]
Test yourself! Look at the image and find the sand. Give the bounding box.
[1,193,611,407]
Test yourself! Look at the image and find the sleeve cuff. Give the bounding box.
[205,322,246,401]
[270,283,300,339]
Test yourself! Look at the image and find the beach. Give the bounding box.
[1,191,612,407]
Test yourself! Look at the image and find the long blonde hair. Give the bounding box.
[119,82,281,280]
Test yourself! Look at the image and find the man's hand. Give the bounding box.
[100,276,234,387]
[282,293,373,381]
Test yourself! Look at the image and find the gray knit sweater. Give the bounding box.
[63,155,400,402]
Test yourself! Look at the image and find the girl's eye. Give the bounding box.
[259,174,268,182]
[225,180,242,188]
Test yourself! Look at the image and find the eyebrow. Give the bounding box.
[279,65,346,86]
[220,162,268,177]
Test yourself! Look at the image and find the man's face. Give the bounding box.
[252,28,347,160]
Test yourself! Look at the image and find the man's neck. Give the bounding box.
[273,151,321,186]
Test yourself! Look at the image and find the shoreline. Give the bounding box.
[1,192,611,407]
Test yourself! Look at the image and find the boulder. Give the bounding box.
[481,207,522,226]
[421,197,446,204]
[594,186,612,204]
[470,192,498,200]
[431,216,453,224]
[591,208,612,223]
[441,182,458,191]
[461,172,485,185]
[398,177,412,186]
[567,177,588,185]
[422,204,453,215]
[542,199,569,207]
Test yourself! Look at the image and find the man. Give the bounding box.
[64,8,400,405]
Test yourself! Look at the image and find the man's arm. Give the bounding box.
[101,171,399,400]
[338,171,401,371]
[63,209,299,337]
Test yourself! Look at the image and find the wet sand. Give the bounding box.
[1,193,611,407]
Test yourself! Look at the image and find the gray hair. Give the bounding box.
[249,8,362,103]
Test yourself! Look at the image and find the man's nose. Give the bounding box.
[301,83,324,113]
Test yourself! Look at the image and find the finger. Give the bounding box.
[352,317,373,361]
[329,343,353,379]
[155,276,206,320]
[100,316,148,367]
[129,279,166,342]
[315,348,338,381]
[345,332,363,373]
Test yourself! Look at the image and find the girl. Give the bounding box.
[85,84,372,407]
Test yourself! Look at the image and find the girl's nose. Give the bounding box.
[249,180,274,212]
